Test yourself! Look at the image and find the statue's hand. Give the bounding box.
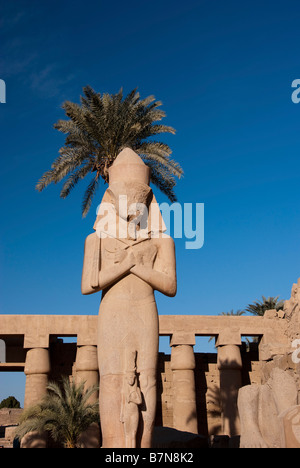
[114,249,127,264]
[126,250,136,269]
[135,251,144,266]
[114,248,136,269]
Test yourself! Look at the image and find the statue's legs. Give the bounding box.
[134,299,159,448]
[137,368,157,448]
[99,374,125,448]
[124,403,139,448]
[98,296,159,448]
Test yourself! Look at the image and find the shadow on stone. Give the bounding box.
[210,435,240,448]
[153,426,209,448]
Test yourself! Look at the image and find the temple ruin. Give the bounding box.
[0,282,299,448]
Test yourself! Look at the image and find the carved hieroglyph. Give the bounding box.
[81,148,177,448]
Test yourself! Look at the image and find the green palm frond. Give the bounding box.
[245,296,285,316]
[15,377,99,448]
[36,86,183,217]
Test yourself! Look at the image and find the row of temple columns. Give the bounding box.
[24,345,99,409]
[170,329,242,437]
[23,330,243,438]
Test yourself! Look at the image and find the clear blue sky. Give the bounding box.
[1,0,300,404]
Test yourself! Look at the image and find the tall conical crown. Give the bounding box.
[108,148,150,185]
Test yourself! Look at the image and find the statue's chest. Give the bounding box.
[103,238,158,266]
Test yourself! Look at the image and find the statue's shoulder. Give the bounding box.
[83,231,101,258]
[85,231,98,244]
[82,232,101,295]
[154,234,175,245]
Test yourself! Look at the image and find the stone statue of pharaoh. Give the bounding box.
[81,148,177,448]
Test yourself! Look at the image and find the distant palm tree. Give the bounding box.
[219,309,245,316]
[36,87,183,217]
[245,296,284,317]
[15,377,99,448]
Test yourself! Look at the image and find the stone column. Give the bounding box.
[22,347,51,448]
[24,347,51,409]
[74,345,99,403]
[75,345,100,448]
[170,332,198,434]
[216,328,242,437]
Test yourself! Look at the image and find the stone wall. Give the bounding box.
[0,408,22,447]
[0,408,22,427]
[155,345,261,437]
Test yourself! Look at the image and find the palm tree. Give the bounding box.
[36,87,183,217]
[245,296,285,317]
[15,377,99,448]
[219,309,245,316]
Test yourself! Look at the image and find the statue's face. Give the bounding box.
[108,182,152,223]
